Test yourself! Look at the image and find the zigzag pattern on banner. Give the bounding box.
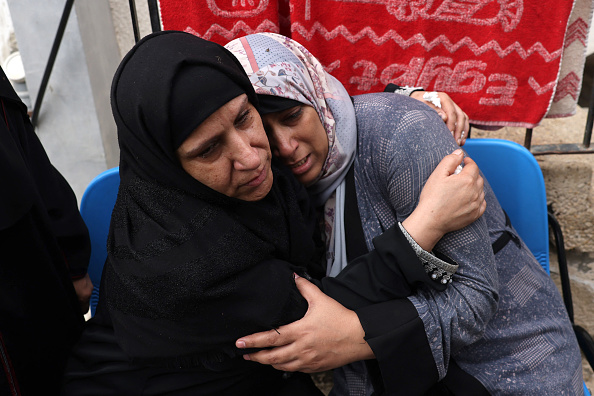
[553,72,581,101]
[564,18,589,48]
[190,20,279,41]
[292,22,563,62]
[528,76,556,95]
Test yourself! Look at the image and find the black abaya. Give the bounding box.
[0,67,90,396]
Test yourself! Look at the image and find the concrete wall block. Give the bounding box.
[108,0,153,58]
[542,159,594,251]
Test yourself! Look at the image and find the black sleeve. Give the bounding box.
[18,110,91,279]
[313,223,441,394]
[383,83,424,94]
[311,219,444,395]
[356,299,439,395]
[317,223,445,310]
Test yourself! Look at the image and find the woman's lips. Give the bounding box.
[245,165,268,187]
[289,154,312,175]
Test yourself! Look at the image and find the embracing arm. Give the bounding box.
[385,83,470,145]
[234,223,427,373]
[235,146,486,380]
[401,150,485,251]
[318,222,437,308]
[353,93,498,392]
[321,148,485,307]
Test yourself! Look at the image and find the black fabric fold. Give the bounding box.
[0,69,90,275]
[345,164,368,262]
[318,223,444,311]
[426,359,490,395]
[356,299,438,396]
[0,75,89,394]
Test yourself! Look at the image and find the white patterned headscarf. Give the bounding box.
[226,33,357,276]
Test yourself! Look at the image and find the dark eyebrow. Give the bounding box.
[234,95,250,118]
[239,94,249,108]
[181,137,217,159]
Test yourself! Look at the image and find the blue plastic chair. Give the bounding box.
[463,138,550,272]
[79,167,120,316]
[464,138,591,395]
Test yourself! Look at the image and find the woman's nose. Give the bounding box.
[271,131,297,159]
[233,135,261,171]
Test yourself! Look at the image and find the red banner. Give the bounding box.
[160,0,287,45]
[160,0,576,128]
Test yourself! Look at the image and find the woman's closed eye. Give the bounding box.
[235,108,253,128]
[197,141,220,158]
[282,106,303,124]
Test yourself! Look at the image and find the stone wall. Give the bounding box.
[107,0,153,57]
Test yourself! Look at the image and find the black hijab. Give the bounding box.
[103,31,316,367]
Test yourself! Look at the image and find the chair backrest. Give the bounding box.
[80,167,120,316]
[463,139,549,273]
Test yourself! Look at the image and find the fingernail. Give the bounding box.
[294,273,301,279]
[453,148,463,155]
[243,354,251,361]
[237,340,246,348]
[457,138,462,145]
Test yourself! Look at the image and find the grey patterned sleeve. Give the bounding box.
[353,93,499,381]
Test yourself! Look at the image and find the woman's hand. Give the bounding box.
[72,273,93,314]
[410,91,470,146]
[236,275,373,373]
[402,149,486,251]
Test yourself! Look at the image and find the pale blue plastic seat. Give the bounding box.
[464,138,591,395]
[79,167,120,317]
[463,138,550,272]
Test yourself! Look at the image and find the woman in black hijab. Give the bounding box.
[63,30,328,395]
[62,31,461,395]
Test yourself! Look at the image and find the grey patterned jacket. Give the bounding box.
[332,93,583,396]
